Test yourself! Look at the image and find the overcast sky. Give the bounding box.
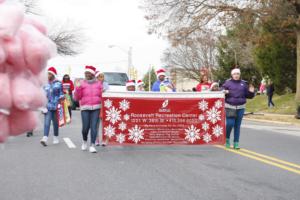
[38,0,168,78]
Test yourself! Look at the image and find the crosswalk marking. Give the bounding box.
[63,138,76,149]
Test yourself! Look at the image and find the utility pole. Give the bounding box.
[128,46,133,79]
[148,65,152,92]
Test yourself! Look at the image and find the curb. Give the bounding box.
[244,117,300,127]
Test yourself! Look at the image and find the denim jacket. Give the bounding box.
[44,80,64,111]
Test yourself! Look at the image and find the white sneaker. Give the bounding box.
[89,145,97,153]
[81,141,88,151]
[40,136,48,146]
[53,136,59,144]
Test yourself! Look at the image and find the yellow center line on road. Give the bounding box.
[214,145,300,175]
[240,148,300,170]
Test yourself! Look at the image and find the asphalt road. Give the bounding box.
[0,111,300,200]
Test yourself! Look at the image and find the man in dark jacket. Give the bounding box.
[266,80,275,108]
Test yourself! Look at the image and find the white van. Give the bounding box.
[103,72,129,92]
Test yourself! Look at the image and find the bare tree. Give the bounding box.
[48,25,84,56]
[163,32,217,81]
[22,0,39,15]
[20,0,84,56]
[143,0,300,117]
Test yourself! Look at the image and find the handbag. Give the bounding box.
[56,102,66,127]
[225,108,237,118]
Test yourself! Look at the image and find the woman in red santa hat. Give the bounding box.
[40,67,64,146]
[126,80,136,91]
[136,80,145,91]
[152,68,175,92]
[74,66,103,153]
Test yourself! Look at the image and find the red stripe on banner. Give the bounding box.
[102,92,226,146]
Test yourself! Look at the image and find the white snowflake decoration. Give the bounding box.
[206,107,221,124]
[198,100,208,111]
[104,99,113,108]
[116,133,126,144]
[123,114,130,121]
[118,122,127,131]
[203,133,212,143]
[202,122,210,131]
[104,124,116,138]
[184,125,201,143]
[212,125,223,138]
[119,99,130,112]
[106,106,121,124]
[128,125,144,144]
[198,114,205,121]
[214,100,223,109]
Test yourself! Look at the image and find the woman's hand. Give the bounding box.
[223,90,229,94]
[76,81,81,88]
[249,84,255,93]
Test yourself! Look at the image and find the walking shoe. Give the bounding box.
[81,141,88,151]
[95,138,100,146]
[225,139,230,149]
[89,145,97,153]
[40,136,48,146]
[26,132,33,137]
[53,136,59,144]
[233,142,240,150]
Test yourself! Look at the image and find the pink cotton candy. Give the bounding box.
[3,35,26,70]
[8,108,38,136]
[0,2,24,40]
[36,69,47,86]
[0,73,12,109]
[0,114,9,143]
[23,15,47,35]
[0,45,6,64]
[20,25,57,75]
[12,76,46,110]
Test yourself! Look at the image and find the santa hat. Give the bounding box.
[137,80,144,86]
[156,68,166,78]
[85,65,96,75]
[231,68,241,75]
[126,80,135,87]
[210,82,219,89]
[95,71,101,77]
[48,67,57,76]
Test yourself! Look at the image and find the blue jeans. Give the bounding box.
[81,109,100,144]
[268,94,275,107]
[226,108,245,143]
[44,111,59,137]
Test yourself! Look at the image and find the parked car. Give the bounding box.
[103,72,129,92]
